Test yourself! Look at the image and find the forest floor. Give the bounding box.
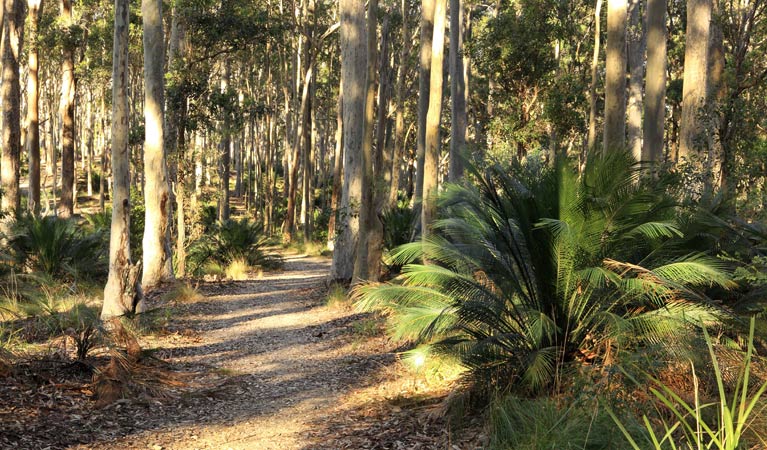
[0,254,485,449]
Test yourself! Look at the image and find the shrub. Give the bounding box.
[356,151,734,395]
[187,218,282,276]
[7,215,107,281]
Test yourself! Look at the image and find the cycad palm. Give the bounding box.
[355,151,733,393]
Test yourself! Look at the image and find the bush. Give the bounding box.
[356,151,734,395]
[187,218,282,276]
[7,215,107,281]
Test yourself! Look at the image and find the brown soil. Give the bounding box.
[0,255,484,449]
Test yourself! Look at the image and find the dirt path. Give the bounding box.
[2,254,482,449]
[75,255,391,449]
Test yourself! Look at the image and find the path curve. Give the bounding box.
[81,255,395,450]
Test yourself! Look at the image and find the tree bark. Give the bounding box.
[679,0,712,163]
[586,0,603,155]
[102,0,143,319]
[58,0,76,218]
[1,0,23,222]
[26,0,42,216]
[141,0,174,290]
[217,61,231,222]
[448,0,466,181]
[421,0,446,240]
[330,0,366,283]
[389,0,409,208]
[626,0,645,161]
[327,84,343,250]
[354,0,379,282]
[414,0,435,206]
[603,0,627,153]
[642,0,666,163]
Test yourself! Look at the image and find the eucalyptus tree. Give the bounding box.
[27,0,43,216]
[1,0,25,222]
[642,0,667,163]
[448,0,466,181]
[603,0,627,152]
[421,0,447,240]
[58,0,76,217]
[330,0,366,282]
[102,0,143,319]
[141,0,174,289]
[679,0,712,163]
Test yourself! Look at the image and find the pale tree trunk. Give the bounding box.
[284,65,312,242]
[604,0,627,153]
[218,61,231,222]
[141,0,174,290]
[301,0,316,242]
[626,0,645,161]
[327,84,343,250]
[421,0,446,240]
[354,0,378,282]
[586,0,603,155]
[86,91,94,197]
[642,0,666,163]
[679,0,712,163]
[330,0,365,283]
[1,0,23,223]
[102,0,143,320]
[389,0,408,208]
[99,89,107,211]
[26,0,42,216]
[58,0,75,218]
[414,0,435,206]
[448,0,466,181]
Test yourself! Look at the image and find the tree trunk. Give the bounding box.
[26,0,42,216]
[141,0,174,290]
[421,0,446,240]
[414,0,435,207]
[327,84,343,250]
[389,0,409,208]
[679,0,712,163]
[626,0,645,161]
[448,0,466,181]
[330,0,365,283]
[58,0,76,218]
[102,0,143,319]
[603,0,627,153]
[642,0,666,163]
[217,62,231,222]
[1,0,23,223]
[586,0,603,155]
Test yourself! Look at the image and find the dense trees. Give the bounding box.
[0,0,763,322]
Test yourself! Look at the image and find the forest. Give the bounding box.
[1,0,767,447]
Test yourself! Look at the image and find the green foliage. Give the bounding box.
[381,205,415,251]
[7,215,107,281]
[356,152,733,395]
[608,318,767,450]
[187,218,282,276]
[489,396,640,449]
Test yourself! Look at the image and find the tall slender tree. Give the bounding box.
[1,0,24,222]
[141,0,174,289]
[642,0,667,163]
[626,0,645,161]
[448,0,466,181]
[58,0,76,217]
[586,0,603,154]
[421,0,447,239]
[102,0,143,319]
[26,0,42,216]
[330,0,366,282]
[414,0,435,206]
[603,0,628,152]
[679,0,712,163]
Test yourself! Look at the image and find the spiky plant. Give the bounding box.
[187,218,282,276]
[355,151,734,394]
[7,215,107,281]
